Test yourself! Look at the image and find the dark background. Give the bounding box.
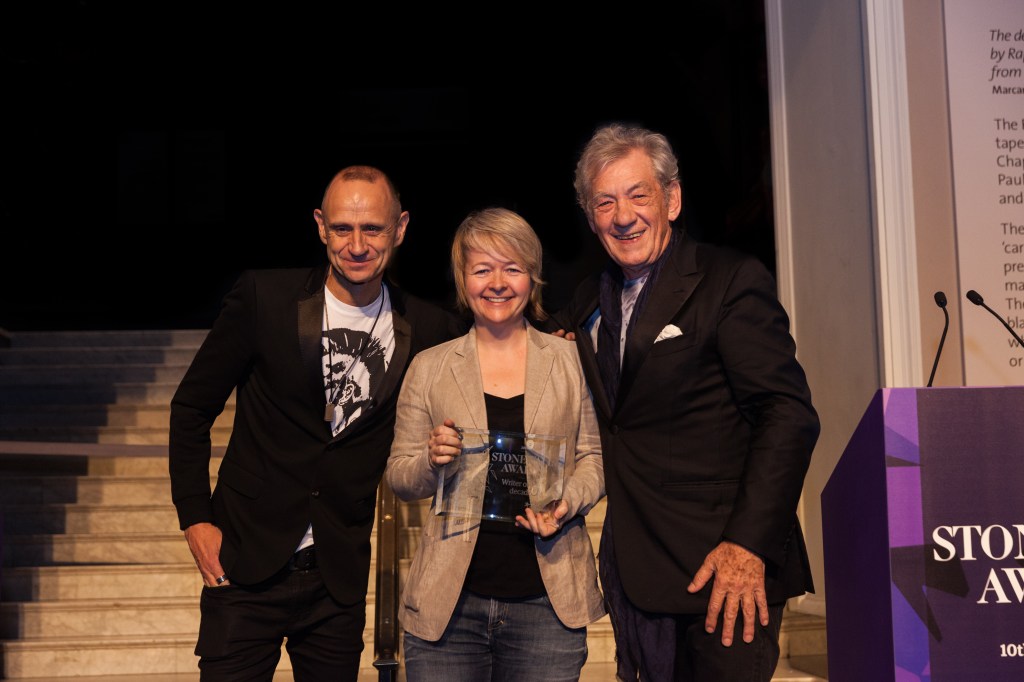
[1,3,774,331]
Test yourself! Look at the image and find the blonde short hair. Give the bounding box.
[451,208,547,321]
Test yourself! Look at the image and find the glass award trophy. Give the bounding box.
[435,428,566,526]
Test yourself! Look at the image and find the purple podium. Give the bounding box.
[822,387,1024,681]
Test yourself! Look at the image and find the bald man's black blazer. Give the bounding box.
[553,231,819,614]
[170,266,462,604]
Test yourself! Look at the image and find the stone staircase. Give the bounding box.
[0,329,824,680]
[0,440,399,678]
[0,330,600,679]
[0,331,232,445]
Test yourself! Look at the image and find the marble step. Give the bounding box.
[0,631,392,679]
[0,364,192,386]
[0,595,376,639]
[0,442,223,477]
[779,610,828,672]
[0,475,594,532]
[0,581,818,679]
[1,596,200,639]
[0,347,201,367]
[0,404,235,429]
[585,616,615,667]
[2,531,590,601]
[0,632,393,679]
[3,634,213,679]
[6,659,826,682]
[2,558,413,602]
[5,672,301,682]
[0,458,604,527]
[3,503,181,534]
[1,526,425,568]
[0,513,602,571]
[0,475,182,505]
[2,564,203,601]
[0,473,414,512]
[7,330,208,349]
[2,609,599,677]
[2,532,191,567]
[582,497,607,525]
[0,382,231,407]
[0,425,232,445]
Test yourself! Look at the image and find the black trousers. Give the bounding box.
[672,604,785,682]
[601,515,785,681]
[196,553,365,682]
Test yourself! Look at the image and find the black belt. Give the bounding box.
[288,546,317,571]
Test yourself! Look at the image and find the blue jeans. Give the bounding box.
[403,590,588,682]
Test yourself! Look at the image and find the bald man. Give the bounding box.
[170,166,463,681]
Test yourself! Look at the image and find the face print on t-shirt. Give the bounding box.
[322,328,386,435]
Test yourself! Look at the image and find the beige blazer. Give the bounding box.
[386,325,606,641]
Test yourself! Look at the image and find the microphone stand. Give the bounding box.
[927,292,949,388]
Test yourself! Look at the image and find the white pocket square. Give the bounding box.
[655,324,684,343]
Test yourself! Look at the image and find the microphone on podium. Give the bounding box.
[926,291,949,388]
[965,289,1024,347]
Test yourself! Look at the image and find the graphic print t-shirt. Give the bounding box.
[322,285,395,438]
[296,284,395,548]
[296,284,395,553]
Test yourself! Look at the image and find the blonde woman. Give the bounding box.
[386,208,604,681]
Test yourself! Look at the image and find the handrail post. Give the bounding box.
[372,481,400,681]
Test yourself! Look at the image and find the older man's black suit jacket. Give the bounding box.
[170,266,462,604]
[553,231,819,614]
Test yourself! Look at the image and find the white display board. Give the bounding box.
[944,0,1024,384]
